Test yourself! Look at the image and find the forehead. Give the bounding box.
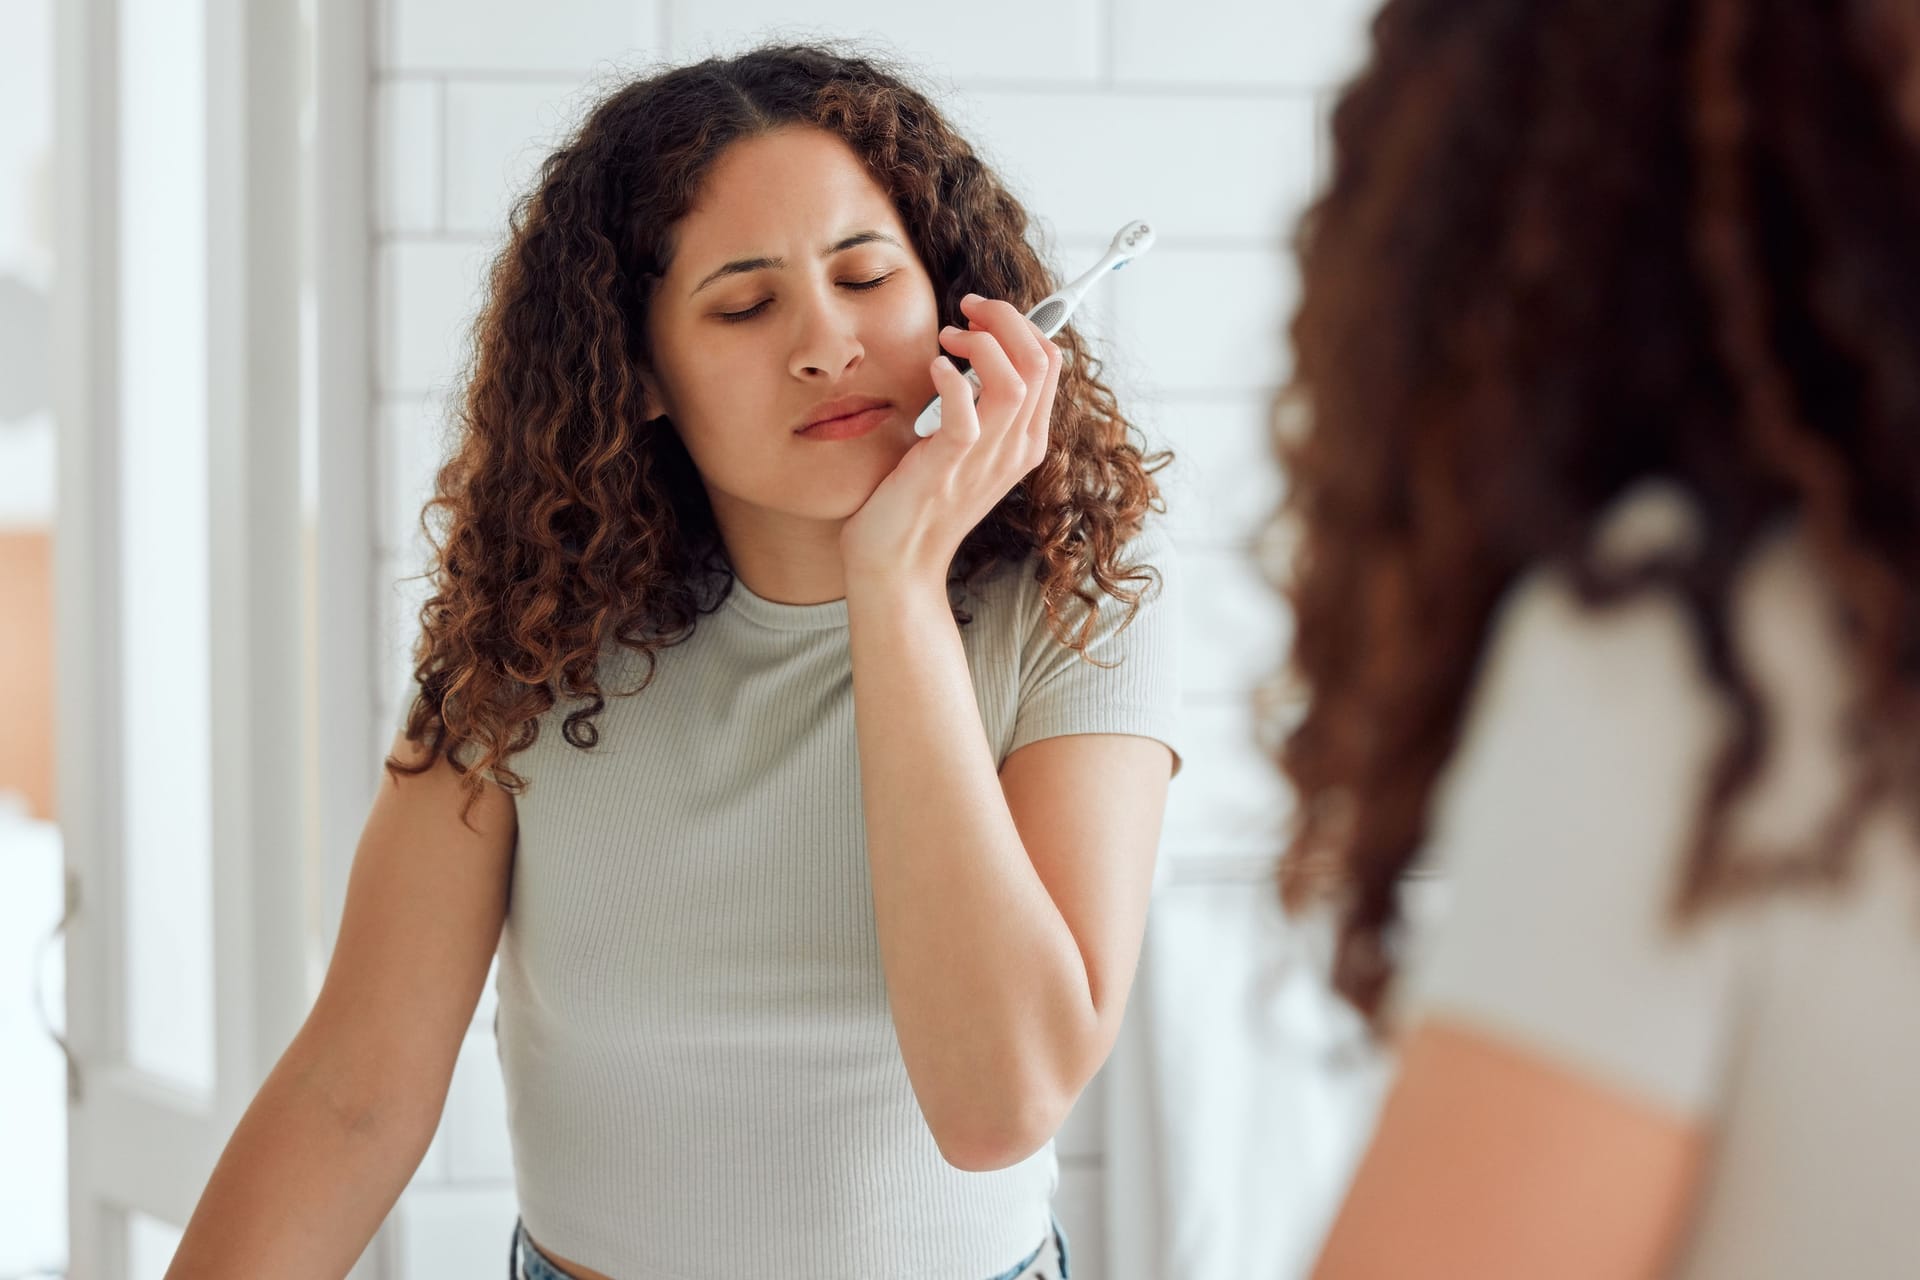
[668,127,904,271]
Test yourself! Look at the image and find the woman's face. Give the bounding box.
[640,124,942,529]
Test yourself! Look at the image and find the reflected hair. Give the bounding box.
[1269,0,1920,1021]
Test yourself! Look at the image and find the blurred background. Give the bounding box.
[0,2,1388,1277]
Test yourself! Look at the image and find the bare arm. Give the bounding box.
[1313,1017,1707,1280]
[164,728,517,1279]
[844,572,1170,1173]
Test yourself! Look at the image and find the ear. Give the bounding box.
[637,368,669,423]
[634,273,671,422]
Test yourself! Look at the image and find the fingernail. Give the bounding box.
[961,292,983,305]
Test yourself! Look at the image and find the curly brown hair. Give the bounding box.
[1269,0,1920,1021]
[387,41,1171,819]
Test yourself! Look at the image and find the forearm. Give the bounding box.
[166,1028,440,1279]
[846,571,1098,1165]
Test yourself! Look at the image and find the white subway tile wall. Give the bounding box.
[371,4,1379,1275]
[1110,0,1378,87]
[665,3,1106,85]
[442,81,600,233]
[957,93,1321,243]
[384,0,657,74]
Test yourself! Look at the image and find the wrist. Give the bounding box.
[843,559,949,607]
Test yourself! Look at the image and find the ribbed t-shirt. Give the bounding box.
[1392,487,1920,1277]
[411,522,1182,1279]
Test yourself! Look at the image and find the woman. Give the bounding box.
[167,42,1182,1280]
[1270,1,1920,1276]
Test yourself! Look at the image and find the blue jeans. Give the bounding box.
[509,1212,1072,1279]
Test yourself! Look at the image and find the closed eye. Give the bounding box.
[717,274,895,323]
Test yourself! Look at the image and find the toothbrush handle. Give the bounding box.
[912,367,985,438]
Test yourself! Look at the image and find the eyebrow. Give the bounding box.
[688,230,903,297]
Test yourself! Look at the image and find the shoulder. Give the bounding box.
[1439,484,1849,865]
[1391,560,1744,1111]
[959,516,1180,642]
[1019,515,1180,615]
[1442,479,1751,805]
[1388,483,1849,1114]
[1435,559,1726,839]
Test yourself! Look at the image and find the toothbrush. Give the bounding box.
[913,218,1157,438]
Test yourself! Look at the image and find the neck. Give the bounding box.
[709,494,851,606]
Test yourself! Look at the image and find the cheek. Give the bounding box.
[663,331,754,416]
[876,285,940,363]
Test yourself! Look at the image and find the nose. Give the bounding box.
[788,284,865,380]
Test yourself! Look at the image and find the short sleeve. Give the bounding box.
[1006,520,1185,779]
[391,673,512,788]
[1391,569,1751,1120]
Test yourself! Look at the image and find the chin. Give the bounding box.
[807,448,898,488]
[769,481,881,525]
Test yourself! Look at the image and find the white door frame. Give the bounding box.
[52,0,381,1271]
[311,0,392,1265]
[310,0,378,1013]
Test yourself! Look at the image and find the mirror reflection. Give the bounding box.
[7,4,1914,1279]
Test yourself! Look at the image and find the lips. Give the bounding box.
[796,404,893,441]
[796,394,892,433]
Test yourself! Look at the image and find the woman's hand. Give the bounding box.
[838,291,1061,587]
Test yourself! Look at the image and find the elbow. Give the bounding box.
[931,1086,1068,1174]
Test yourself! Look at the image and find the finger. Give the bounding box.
[1027,341,1063,458]
[958,293,1051,384]
[1006,340,1061,474]
[928,354,982,448]
[937,324,1026,434]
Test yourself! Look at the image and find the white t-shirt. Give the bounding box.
[414,521,1182,1279]
[1393,490,1920,1277]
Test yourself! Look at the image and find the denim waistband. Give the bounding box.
[509,1211,1071,1280]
